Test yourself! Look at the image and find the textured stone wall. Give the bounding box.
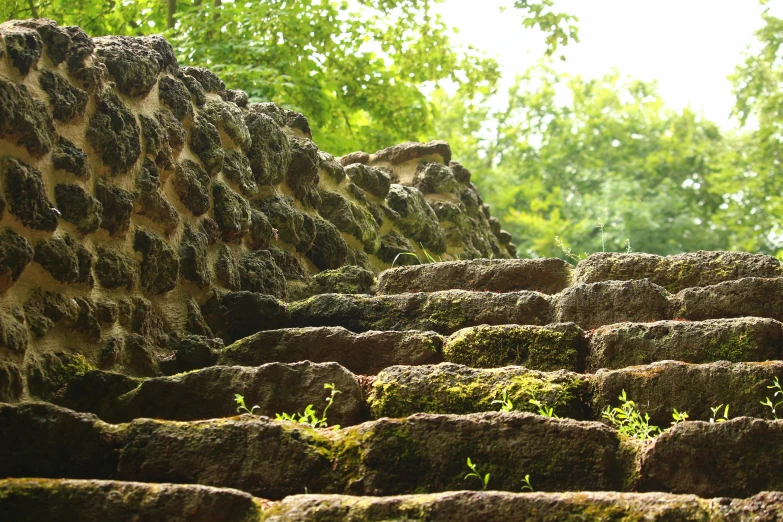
[0,19,514,401]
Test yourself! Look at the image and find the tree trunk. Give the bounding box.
[167,0,176,29]
[27,0,38,18]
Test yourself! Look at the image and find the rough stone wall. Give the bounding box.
[0,19,514,401]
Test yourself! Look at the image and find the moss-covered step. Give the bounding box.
[377,259,572,295]
[587,317,783,372]
[574,251,783,293]
[218,327,444,375]
[261,491,783,522]
[555,280,675,330]
[7,480,783,522]
[443,323,584,371]
[0,403,629,498]
[51,361,364,426]
[677,277,783,322]
[593,360,783,427]
[367,363,590,420]
[0,478,265,522]
[287,290,555,335]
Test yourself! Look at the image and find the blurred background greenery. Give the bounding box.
[3,0,782,259]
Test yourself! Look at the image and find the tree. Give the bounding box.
[725,0,783,255]
[435,63,732,258]
[2,0,576,156]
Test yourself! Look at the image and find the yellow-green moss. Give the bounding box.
[367,367,587,419]
[443,325,581,372]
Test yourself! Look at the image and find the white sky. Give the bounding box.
[435,0,768,130]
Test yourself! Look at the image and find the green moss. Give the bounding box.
[443,325,580,371]
[45,354,94,399]
[703,331,756,363]
[368,367,586,419]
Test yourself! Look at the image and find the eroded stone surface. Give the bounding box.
[587,318,783,372]
[220,327,443,375]
[638,417,783,497]
[378,259,572,295]
[56,362,363,426]
[443,323,584,372]
[593,360,783,426]
[385,185,446,254]
[87,90,141,175]
[288,290,554,335]
[0,478,263,522]
[369,363,589,419]
[556,280,673,330]
[345,163,391,199]
[372,140,452,165]
[575,251,783,293]
[678,277,783,322]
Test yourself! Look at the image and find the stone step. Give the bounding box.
[443,323,584,372]
[204,278,783,342]
[574,251,783,293]
[168,316,782,378]
[285,290,554,335]
[368,361,783,427]
[377,258,572,295]
[0,478,265,522]
[367,363,592,420]
[4,479,783,522]
[218,327,444,375]
[51,362,364,426]
[263,490,783,521]
[587,317,783,372]
[3,402,783,499]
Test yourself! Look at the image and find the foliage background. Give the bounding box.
[2,0,780,259]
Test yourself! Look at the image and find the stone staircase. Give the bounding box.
[2,18,783,520]
[5,253,783,520]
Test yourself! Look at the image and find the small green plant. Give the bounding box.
[601,390,661,441]
[710,404,730,423]
[529,395,559,418]
[464,457,490,490]
[391,243,442,267]
[274,383,342,429]
[492,389,515,412]
[762,377,783,419]
[235,394,260,415]
[392,252,420,267]
[671,409,689,426]
[521,474,534,492]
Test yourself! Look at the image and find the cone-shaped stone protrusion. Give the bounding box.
[377,259,572,295]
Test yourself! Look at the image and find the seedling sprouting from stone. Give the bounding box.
[235,394,260,415]
[529,394,559,418]
[709,404,729,423]
[602,390,661,441]
[762,377,783,419]
[464,457,490,490]
[275,383,342,429]
[671,409,689,426]
[492,389,514,412]
[521,474,534,492]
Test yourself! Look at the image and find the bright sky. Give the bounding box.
[435,0,767,130]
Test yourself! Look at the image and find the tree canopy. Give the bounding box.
[4,1,783,259]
